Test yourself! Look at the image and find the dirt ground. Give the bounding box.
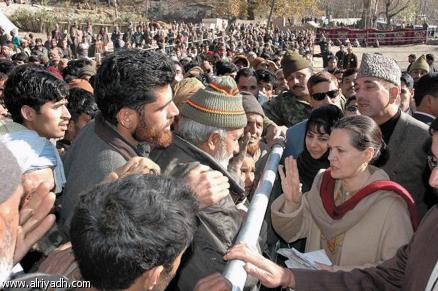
[312,44,438,70]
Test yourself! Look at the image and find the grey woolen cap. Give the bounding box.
[0,142,22,203]
[358,53,401,87]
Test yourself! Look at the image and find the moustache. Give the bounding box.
[292,85,305,90]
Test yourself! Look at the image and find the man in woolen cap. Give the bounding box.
[262,50,313,128]
[355,53,430,217]
[150,76,258,290]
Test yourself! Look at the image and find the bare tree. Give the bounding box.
[383,0,409,26]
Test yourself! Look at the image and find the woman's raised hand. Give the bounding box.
[278,156,302,206]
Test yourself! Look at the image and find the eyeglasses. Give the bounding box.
[428,155,438,170]
[311,89,340,101]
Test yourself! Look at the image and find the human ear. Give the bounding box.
[21,105,36,122]
[142,265,164,291]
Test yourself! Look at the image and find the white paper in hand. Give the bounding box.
[278,248,332,270]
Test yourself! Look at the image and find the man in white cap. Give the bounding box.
[355,53,430,217]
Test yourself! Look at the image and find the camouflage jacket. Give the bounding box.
[262,90,312,127]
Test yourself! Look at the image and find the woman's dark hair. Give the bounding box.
[345,96,356,107]
[306,104,343,136]
[333,115,388,166]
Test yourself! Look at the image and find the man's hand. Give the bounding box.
[194,273,231,291]
[224,243,295,289]
[104,157,161,182]
[14,181,56,265]
[38,242,82,280]
[265,125,287,148]
[228,132,251,175]
[185,164,230,208]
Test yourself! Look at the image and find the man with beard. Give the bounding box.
[241,91,268,175]
[262,50,312,128]
[150,76,258,290]
[69,174,197,291]
[61,50,224,236]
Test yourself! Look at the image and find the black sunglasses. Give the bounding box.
[311,89,340,101]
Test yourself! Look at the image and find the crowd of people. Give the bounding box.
[0,18,438,291]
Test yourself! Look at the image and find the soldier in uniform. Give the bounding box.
[344,45,358,69]
[262,51,313,128]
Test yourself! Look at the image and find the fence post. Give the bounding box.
[222,143,284,290]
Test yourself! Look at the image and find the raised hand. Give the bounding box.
[278,156,302,207]
[14,181,56,265]
[228,132,251,174]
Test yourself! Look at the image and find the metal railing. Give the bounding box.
[222,142,284,291]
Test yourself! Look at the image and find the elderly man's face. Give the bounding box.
[0,184,23,283]
[212,128,244,169]
[244,113,263,154]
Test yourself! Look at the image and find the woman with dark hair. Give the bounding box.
[297,105,343,193]
[273,115,418,271]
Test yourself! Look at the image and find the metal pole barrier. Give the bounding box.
[222,142,284,291]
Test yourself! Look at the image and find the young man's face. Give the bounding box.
[399,82,413,112]
[237,76,258,97]
[355,77,395,124]
[133,85,179,148]
[286,68,312,98]
[27,99,71,139]
[341,73,357,98]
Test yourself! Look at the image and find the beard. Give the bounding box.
[212,141,233,169]
[134,118,173,149]
[247,142,260,156]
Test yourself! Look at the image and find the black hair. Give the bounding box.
[306,104,343,136]
[426,54,435,62]
[345,96,357,107]
[235,68,257,84]
[62,59,94,82]
[67,88,98,122]
[414,73,438,106]
[334,115,389,166]
[255,69,276,86]
[28,55,39,63]
[215,60,237,76]
[70,174,198,290]
[342,68,358,82]
[94,50,175,125]
[11,52,29,63]
[4,64,69,124]
[0,72,7,82]
[0,59,15,74]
